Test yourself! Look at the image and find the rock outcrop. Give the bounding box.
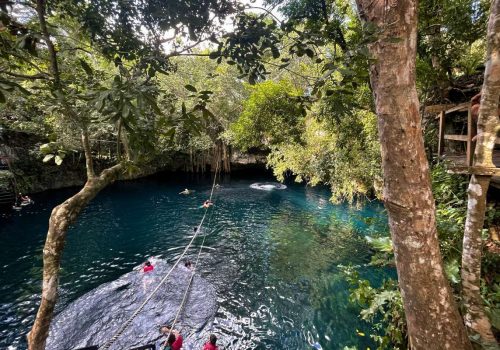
[46,258,217,350]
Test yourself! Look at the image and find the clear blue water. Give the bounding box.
[0,173,393,349]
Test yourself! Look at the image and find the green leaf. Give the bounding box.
[123,103,130,118]
[366,236,393,252]
[79,59,93,76]
[209,51,220,59]
[39,143,52,154]
[185,84,197,92]
[444,260,460,284]
[43,154,54,163]
[271,46,280,59]
[54,155,63,166]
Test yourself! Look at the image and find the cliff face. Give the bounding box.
[0,129,268,194]
[0,129,88,194]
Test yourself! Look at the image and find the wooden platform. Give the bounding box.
[443,151,500,188]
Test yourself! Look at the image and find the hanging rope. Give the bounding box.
[161,167,220,349]
[99,163,220,350]
[160,186,217,350]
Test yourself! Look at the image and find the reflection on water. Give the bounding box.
[0,173,391,349]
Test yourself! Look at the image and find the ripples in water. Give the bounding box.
[0,175,390,349]
[250,182,287,191]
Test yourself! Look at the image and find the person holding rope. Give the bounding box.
[158,325,183,350]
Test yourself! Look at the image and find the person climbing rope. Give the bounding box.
[143,261,154,273]
[202,334,219,350]
[159,326,183,350]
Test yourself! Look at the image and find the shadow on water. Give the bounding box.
[0,172,392,349]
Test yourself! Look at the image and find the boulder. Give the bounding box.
[46,258,217,350]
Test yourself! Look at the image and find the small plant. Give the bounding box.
[39,142,67,166]
[342,266,408,350]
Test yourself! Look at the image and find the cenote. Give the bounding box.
[0,173,393,349]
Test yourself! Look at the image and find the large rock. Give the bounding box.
[46,258,217,350]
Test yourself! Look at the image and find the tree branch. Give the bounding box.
[0,71,49,80]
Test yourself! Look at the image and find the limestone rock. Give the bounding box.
[46,258,217,350]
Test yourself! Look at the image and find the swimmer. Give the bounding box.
[184,260,193,270]
[143,261,154,272]
[202,200,213,208]
[179,188,192,195]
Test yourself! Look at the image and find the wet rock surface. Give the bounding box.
[46,258,217,350]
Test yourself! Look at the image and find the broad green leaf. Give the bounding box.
[123,103,130,118]
[40,143,52,154]
[365,236,393,252]
[185,84,197,92]
[43,154,54,163]
[79,59,93,76]
[444,259,460,284]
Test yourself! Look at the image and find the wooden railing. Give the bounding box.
[437,102,500,166]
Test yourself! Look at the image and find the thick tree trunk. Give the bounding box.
[354,1,472,348]
[27,164,123,350]
[461,1,500,347]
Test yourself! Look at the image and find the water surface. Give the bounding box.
[0,173,391,349]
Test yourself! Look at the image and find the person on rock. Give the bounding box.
[143,261,154,273]
[159,326,183,350]
[202,334,219,350]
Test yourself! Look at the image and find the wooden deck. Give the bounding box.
[444,151,500,188]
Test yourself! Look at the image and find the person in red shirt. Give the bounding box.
[160,327,183,350]
[203,334,218,350]
[143,261,154,273]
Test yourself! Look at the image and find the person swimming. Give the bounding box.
[179,189,193,195]
[184,260,192,270]
[202,200,213,208]
[143,261,154,273]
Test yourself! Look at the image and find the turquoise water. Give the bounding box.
[0,173,392,349]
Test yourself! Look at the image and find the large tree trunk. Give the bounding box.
[27,164,123,350]
[461,1,500,348]
[354,1,472,348]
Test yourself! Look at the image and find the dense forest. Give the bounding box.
[0,0,499,349]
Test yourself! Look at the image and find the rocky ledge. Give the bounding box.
[46,258,217,350]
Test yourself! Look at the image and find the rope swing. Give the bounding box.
[99,163,220,350]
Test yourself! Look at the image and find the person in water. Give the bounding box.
[179,188,192,195]
[159,326,183,350]
[202,200,213,208]
[19,193,31,203]
[203,334,219,350]
[184,260,192,270]
[143,261,154,272]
